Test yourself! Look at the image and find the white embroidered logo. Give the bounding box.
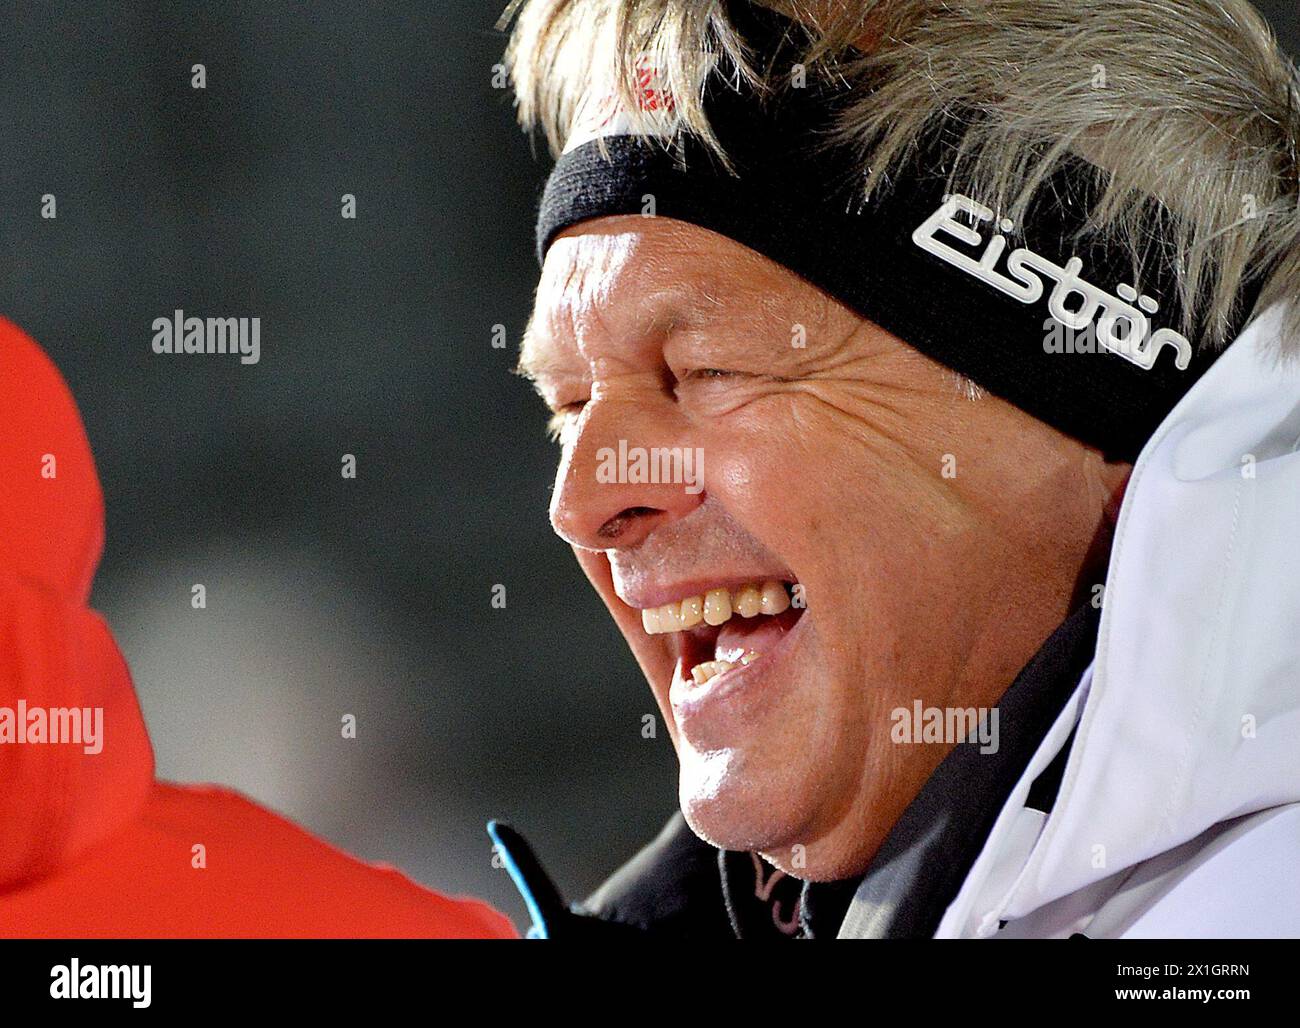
[913,194,1193,372]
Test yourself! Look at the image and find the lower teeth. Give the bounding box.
[690,651,761,685]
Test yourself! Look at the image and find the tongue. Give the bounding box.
[714,606,802,662]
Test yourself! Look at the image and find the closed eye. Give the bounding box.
[678,368,791,386]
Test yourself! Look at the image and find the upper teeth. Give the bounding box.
[640,581,790,635]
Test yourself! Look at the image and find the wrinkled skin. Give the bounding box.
[520,214,1130,881]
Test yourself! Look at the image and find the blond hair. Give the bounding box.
[501,0,1300,355]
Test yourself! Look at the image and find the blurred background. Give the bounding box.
[1,1,1297,929]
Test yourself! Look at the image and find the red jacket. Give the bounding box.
[0,318,515,938]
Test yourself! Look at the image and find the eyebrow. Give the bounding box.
[513,314,563,391]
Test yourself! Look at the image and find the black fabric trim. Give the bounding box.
[578,812,735,938]
[718,849,804,939]
[1026,724,1080,814]
[797,875,864,940]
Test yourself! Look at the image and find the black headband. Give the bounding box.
[535,4,1260,463]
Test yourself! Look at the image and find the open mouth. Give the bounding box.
[638,580,804,687]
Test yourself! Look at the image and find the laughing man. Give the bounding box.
[490,0,1300,938]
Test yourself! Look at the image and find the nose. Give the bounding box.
[549,393,704,551]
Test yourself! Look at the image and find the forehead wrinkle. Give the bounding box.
[521,232,764,388]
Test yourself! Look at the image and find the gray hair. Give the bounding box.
[500,0,1300,355]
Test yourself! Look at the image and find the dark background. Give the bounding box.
[2,1,1296,929]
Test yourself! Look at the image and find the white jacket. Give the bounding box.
[933,303,1300,939]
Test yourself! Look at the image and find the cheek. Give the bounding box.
[705,394,912,561]
[704,393,979,641]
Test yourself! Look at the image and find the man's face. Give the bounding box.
[521,215,1125,880]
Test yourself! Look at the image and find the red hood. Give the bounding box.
[0,317,154,890]
[0,318,517,938]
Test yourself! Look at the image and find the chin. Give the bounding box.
[673,707,885,882]
[676,743,815,857]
